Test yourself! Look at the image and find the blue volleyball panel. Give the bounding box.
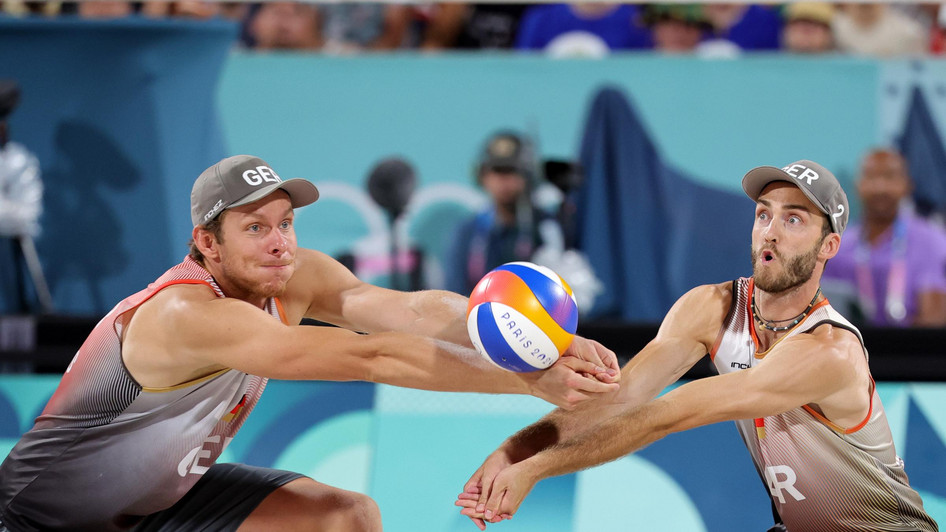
[475,302,542,373]
[496,263,579,333]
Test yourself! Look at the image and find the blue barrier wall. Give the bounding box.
[0,18,234,314]
[0,376,942,530]
[6,18,945,316]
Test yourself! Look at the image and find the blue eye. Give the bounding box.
[280,220,291,229]
[249,224,260,232]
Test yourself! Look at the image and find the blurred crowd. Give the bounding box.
[3,2,946,57]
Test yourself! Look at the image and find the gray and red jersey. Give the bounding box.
[0,257,280,531]
[711,277,936,532]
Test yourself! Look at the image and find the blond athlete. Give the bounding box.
[0,155,619,532]
[457,160,937,532]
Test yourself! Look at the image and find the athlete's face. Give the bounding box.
[750,182,834,294]
[212,191,297,306]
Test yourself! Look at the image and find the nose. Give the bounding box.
[760,219,779,243]
[267,227,289,255]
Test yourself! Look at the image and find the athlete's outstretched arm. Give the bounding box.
[457,283,731,528]
[127,283,616,411]
[465,324,867,523]
[285,248,620,379]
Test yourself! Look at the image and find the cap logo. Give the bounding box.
[832,204,846,224]
[782,163,819,186]
[203,199,224,222]
[242,165,281,186]
[489,137,516,158]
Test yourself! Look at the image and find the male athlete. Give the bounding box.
[0,155,620,532]
[457,160,938,532]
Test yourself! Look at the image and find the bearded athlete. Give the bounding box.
[457,160,938,532]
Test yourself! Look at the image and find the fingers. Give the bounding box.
[462,468,483,496]
[565,337,622,382]
[592,340,622,380]
[559,356,613,380]
[483,488,515,523]
[457,499,488,530]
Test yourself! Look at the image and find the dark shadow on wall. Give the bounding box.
[40,121,137,313]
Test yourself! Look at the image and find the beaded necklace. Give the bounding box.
[751,287,822,332]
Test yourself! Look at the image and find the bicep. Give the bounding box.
[176,298,376,381]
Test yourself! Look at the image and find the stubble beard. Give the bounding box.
[751,242,820,295]
[220,257,292,302]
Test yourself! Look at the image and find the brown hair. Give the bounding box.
[187,212,226,263]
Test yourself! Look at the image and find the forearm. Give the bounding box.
[364,332,527,394]
[500,338,699,456]
[400,290,472,345]
[364,289,471,346]
[529,399,673,479]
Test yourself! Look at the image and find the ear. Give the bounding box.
[193,225,220,262]
[819,232,841,260]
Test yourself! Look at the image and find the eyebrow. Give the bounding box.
[758,199,817,214]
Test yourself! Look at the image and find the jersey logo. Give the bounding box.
[765,465,806,503]
[176,399,234,476]
[222,394,248,422]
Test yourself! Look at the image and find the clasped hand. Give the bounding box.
[455,449,539,529]
[525,336,620,410]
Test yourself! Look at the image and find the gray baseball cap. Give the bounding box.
[190,155,320,226]
[742,159,849,235]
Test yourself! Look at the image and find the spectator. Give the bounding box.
[641,4,712,54]
[515,3,652,58]
[414,3,530,50]
[247,2,322,51]
[321,3,412,53]
[833,3,927,57]
[823,148,946,327]
[445,131,563,296]
[77,1,132,18]
[139,2,229,19]
[702,3,782,52]
[781,2,835,54]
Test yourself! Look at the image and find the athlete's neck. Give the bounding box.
[752,279,823,331]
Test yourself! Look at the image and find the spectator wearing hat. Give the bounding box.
[781,2,836,53]
[822,148,946,327]
[641,4,711,53]
[444,131,564,295]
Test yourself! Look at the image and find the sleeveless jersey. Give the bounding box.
[0,257,280,531]
[711,277,937,532]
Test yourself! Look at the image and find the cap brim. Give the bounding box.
[230,178,320,210]
[741,166,826,216]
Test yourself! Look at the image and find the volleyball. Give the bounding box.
[466,262,579,372]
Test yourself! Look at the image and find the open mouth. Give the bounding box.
[761,250,776,264]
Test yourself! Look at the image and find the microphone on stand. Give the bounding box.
[366,157,417,291]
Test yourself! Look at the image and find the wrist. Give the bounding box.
[522,453,553,483]
[517,371,540,397]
